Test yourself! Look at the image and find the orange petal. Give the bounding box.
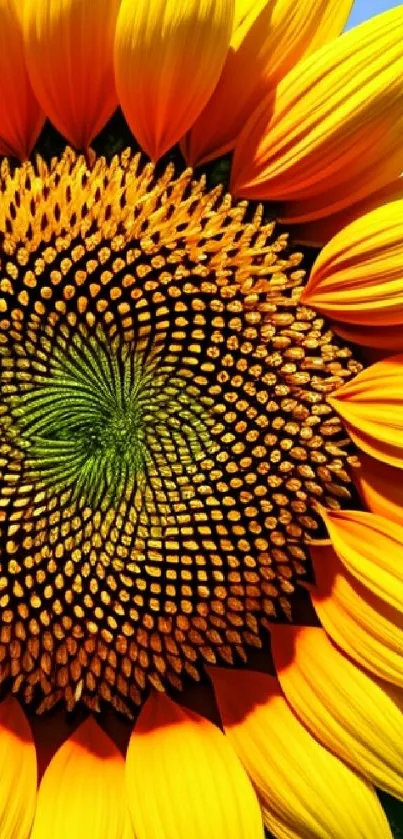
[211,667,392,839]
[184,0,353,166]
[31,717,126,839]
[310,542,403,687]
[231,7,403,219]
[271,624,403,799]
[353,452,403,526]
[328,354,403,468]
[319,507,403,613]
[125,691,263,839]
[331,321,403,352]
[0,697,37,839]
[280,166,403,226]
[23,0,120,149]
[0,0,44,159]
[302,200,403,342]
[114,0,234,162]
[292,175,403,247]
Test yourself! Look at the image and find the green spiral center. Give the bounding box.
[6,325,215,511]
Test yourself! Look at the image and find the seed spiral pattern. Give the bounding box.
[0,149,362,715]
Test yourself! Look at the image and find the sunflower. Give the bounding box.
[0,0,403,837]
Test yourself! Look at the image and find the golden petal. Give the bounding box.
[271,624,403,799]
[30,718,126,838]
[231,7,403,220]
[184,0,353,166]
[23,0,120,149]
[0,697,37,839]
[125,691,264,839]
[115,0,234,161]
[332,321,403,352]
[328,354,403,467]
[0,0,44,160]
[353,452,403,526]
[302,200,403,346]
[310,542,403,687]
[211,667,392,839]
[280,167,403,226]
[319,507,403,613]
[291,175,403,247]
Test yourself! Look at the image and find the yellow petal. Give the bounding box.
[211,667,392,839]
[125,691,264,839]
[184,0,353,166]
[233,0,262,29]
[302,200,403,338]
[310,543,403,688]
[0,697,37,839]
[353,452,403,526]
[328,354,403,467]
[231,7,403,219]
[114,0,234,162]
[292,175,403,248]
[31,717,126,839]
[319,507,403,613]
[0,0,44,159]
[271,624,403,799]
[23,0,120,149]
[122,814,134,839]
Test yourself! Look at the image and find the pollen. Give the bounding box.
[0,149,362,716]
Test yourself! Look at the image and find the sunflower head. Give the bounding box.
[0,147,364,715]
[1,2,403,838]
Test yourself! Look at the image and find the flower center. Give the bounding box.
[10,332,150,504]
[0,149,362,715]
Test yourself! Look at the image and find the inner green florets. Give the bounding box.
[6,325,213,510]
[8,332,143,505]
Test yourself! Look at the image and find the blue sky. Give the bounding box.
[346,0,402,28]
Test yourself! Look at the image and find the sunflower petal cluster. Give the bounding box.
[0,1,402,838]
